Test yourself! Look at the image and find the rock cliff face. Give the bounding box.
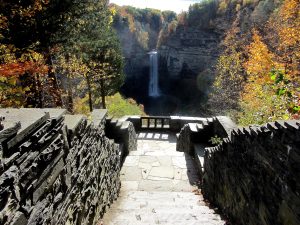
[114,19,162,98]
[159,27,221,79]
[114,20,160,79]
[115,22,222,114]
[115,25,149,80]
[116,24,221,80]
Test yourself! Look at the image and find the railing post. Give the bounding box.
[140,116,171,130]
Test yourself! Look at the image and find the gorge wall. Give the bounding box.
[160,27,220,79]
[115,22,221,101]
[111,5,224,115]
[158,26,221,102]
[112,1,283,116]
[112,7,163,98]
[0,108,135,225]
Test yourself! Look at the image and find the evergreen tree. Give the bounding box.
[51,0,124,111]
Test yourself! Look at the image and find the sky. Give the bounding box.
[109,0,201,13]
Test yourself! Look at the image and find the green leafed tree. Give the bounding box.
[51,0,124,112]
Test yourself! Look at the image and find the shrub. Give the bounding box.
[106,93,145,118]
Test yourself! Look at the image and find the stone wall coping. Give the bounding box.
[120,121,130,130]
[126,115,141,119]
[39,108,67,121]
[118,116,130,122]
[124,115,211,121]
[229,120,300,139]
[0,109,51,149]
[170,116,209,121]
[64,115,86,133]
[215,116,237,136]
[0,108,66,131]
[92,109,107,125]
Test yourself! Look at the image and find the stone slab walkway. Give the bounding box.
[102,132,225,225]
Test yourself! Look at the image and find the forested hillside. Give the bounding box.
[111,0,299,124]
[204,0,300,125]
[0,0,145,116]
[0,0,299,125]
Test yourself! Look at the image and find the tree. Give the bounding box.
[187,0,217,28]
[238,29,294,125]
[52,0,124,112]
[0,0,64,107]
[208,21,246,117]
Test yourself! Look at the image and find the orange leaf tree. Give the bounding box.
[239,28,298,125]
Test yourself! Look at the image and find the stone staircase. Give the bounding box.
[103,191,225,225]
[102,131,226,225]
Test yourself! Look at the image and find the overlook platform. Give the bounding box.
[102,131,226,225]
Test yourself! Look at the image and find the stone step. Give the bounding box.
[104,211,224,223]
[102,134,226,225]
[110,197,208,210]
[107,207,221,216]
[118,192,203,200]
[118,191,201,198]
[117,192,203,201]
[103,191,225,225]
[105,221,223,225]
[103,210,224,225]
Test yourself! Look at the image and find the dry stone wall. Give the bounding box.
[105,116,137,159]
[0,108,123,225]
[176,124,193,155]
[203,120,300,225]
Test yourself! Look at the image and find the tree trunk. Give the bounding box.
[86,75,93,112]
[100,79,106,109]
[46,53,63,107]
[67,75,74,113]
[36,74,43,108]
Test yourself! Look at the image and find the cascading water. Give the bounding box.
[148,50,160,97]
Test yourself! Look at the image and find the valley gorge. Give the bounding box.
[110,0,292,120]
[112,4,224,115]
[1,0,298,125]
[113,2,230,116]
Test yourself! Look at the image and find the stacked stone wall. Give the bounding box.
[0,109,122,225]
[176,124,193,154]
[105,116,137,159]
[203,121,300,225]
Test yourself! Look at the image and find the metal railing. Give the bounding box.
[140,116,170,129]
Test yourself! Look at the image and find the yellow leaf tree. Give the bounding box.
[239,29,287,125]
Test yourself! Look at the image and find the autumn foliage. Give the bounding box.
[0,61,48,77]
[1,0,124,110]
[239,0,299,124]
[209,0,300,125]
[0,0,53,107]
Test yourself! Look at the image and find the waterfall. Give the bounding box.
[148,50,160,97]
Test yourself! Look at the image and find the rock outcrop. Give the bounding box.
[159,27,221,80]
